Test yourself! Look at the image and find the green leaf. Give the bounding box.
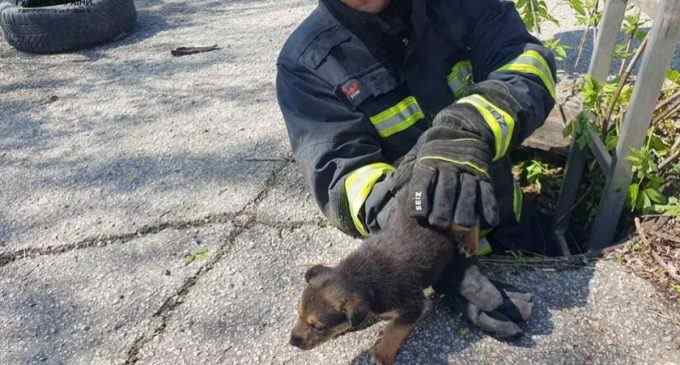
[633,30,647,42]
[646,174,665,189]
[667,69,680,85]
[653,197,680,217]
[569,112,595,151]
[605,132,618,151]
[514,0,559,33]
[568,0,586,17]
[628,183,640,211]
[184,247,210,265]
[625,150,643,166]
[647,134,669,157]
[581,75,602,113]
[544,39,569,61]
[644,188,667,205]
[613,44,633,60]
[639,190,653,212]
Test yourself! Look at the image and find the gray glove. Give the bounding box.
[435,255,533,338]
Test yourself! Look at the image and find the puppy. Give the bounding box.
[289,190,474,365]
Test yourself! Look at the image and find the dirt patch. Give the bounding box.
[614,216,680,305]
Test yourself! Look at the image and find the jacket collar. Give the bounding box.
[319,0,413,65]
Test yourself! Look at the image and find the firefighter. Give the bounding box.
[277,0,556,336]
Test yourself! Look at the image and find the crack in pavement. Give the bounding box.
[123,159,298,364]
[0,212,239,269]
[2,158,319,364]
[0,158,298,269]
[121,215,326,365]
[122,212,257,365]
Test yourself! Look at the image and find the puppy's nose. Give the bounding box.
[290,335,304,348]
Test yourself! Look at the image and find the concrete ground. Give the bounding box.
[1,0,679,364]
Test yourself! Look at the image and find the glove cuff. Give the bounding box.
[432,103,495,145]
[434,80,522,161]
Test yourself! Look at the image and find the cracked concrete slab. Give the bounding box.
[0,223,233,365]
[131,223,680,365]
[0,0,310,253]
[255,163,324,225]
[135,223,368,365]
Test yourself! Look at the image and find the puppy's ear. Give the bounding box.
[304,264,332,283]
[344,295,370,327]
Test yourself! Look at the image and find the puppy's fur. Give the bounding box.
[290,191,468,364]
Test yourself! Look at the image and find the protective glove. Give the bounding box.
[435,255,533,339]
[363,144,420,233]
[407,80,522,231]
[455,265,533,338]
[408,122,498,230]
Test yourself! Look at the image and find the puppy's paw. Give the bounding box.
[370,349,396,365]
[370,340,397,365]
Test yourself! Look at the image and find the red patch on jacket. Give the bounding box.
[341,79,361,100]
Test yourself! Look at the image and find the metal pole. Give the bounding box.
[589,0,680,251]
[553,0,628,252]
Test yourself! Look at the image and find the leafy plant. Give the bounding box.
[567,0,602,66]
[652,197,680,217]
[567,0,602,27]
[563,111,598,151]
[581,75,604,116]
[626,146,668,213]
[614,43,634,61]
[515,0,559,34]
[544,38,569,61]
[523,160,563,193]
[621,12,647,42]
[667,69,680,85]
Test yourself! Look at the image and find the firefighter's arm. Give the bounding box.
[436,0,557,160]
[276,63,399,237]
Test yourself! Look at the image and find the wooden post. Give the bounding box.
[588,0,629,82]
[554,0,628,252]
[589,0,680,251]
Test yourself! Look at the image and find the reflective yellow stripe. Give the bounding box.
[513,180,524,223]
[345,163,395,236]
[369,96,424,138]
[457,94,515,161]
[418,156,489,178]
[498,50,556,99]
[447,60,473,98]
[476,237,493,256]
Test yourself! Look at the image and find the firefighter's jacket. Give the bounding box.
[276,0,556,237]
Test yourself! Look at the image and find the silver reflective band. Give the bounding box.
[456,94,515,161]
[369,96,425,138]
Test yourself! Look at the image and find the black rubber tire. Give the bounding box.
[18,0,77,8]
[0,0,136,54]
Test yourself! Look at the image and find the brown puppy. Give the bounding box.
[289,190,472,365]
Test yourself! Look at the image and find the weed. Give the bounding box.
[184,247,210,265]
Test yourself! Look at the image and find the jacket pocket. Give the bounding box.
[338,66,402,109]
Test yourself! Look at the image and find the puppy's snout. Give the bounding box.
[290,334,304,348]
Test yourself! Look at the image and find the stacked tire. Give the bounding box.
[0,0,137,54]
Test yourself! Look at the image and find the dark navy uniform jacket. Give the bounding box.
[276,0,556,237]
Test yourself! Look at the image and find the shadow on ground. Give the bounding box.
[346,266,596,364]
[553,27,680,77]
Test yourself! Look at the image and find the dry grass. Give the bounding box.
[613,216,680,303]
